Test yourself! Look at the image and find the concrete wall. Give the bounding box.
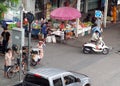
[22,0,35,14]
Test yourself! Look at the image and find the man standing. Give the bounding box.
[1,24,10,54]
[41,22,48,40]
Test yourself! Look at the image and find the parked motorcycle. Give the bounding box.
[82,38,109,55]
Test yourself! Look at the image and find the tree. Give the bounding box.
[0,0,18,19]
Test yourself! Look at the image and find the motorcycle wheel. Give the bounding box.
[102,48,109,55]
[83,47,90,54]
[31,59,37,66]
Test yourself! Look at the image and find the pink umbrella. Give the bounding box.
[50,7,81,20]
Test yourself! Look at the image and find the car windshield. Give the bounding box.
[24,74,50,86]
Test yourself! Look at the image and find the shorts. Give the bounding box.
[17,58,20,66]
[4,65,11,72]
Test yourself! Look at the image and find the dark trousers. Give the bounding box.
[2,40,8,54]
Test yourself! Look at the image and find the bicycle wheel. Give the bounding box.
[7,65,17,78]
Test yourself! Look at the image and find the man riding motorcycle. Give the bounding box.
[91,31,100,44]
[91,30,103,49]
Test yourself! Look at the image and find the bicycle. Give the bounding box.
[6,58,27,78]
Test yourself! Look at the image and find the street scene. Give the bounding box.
[0,22,120,86]
[0,0,120,86]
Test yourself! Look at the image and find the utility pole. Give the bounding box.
[26,12,34,71]
[24,0,35,71]
[27,23,31,71]
[103,0,108,28]
[75,0,81,37]
[19,3,23,82]
[84,0,88,13]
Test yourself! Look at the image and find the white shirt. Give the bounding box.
[5,52,12,66]
[91,32,99,41]
[95,18,102,28]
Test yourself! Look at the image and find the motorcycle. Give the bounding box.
[82,38,109,55]
[30,48,41,66]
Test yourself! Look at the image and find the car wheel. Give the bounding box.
[85,84,91,86]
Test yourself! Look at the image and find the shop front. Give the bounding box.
[32,0,106,41]
[48,6,93,42]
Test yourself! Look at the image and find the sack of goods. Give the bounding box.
[46,35,56,43]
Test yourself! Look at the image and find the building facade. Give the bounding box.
[23,0,119,20]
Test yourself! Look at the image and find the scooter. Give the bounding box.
[30,48,41,66]
[82,38,109,55]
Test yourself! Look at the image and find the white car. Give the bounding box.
[22,67,91,86]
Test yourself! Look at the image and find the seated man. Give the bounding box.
[97,37,104,49]
[91,30,102,50]
[91,30,100,45]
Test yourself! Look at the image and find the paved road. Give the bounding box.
[0,22,120,86]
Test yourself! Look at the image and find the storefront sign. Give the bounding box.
[95,10,102,18]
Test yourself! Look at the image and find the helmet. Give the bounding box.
[12,44,18,51]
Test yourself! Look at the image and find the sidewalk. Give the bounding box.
[0,21,117,49]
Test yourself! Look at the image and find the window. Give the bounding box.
[53,78,63,86]
[64,75,77,85]
[24,74,50,86]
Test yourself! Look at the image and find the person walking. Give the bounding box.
[111,5,117,23]
[4,48,13,78]
[0,24,10,54]
[41,22,48,41]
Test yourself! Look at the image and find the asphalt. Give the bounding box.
[0,21,120,86]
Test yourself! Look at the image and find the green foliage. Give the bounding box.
[0,0,6,3]
[0,3,7,19]
[10,0,19,4]
[0,0,19,19]
[0,0,18,3]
